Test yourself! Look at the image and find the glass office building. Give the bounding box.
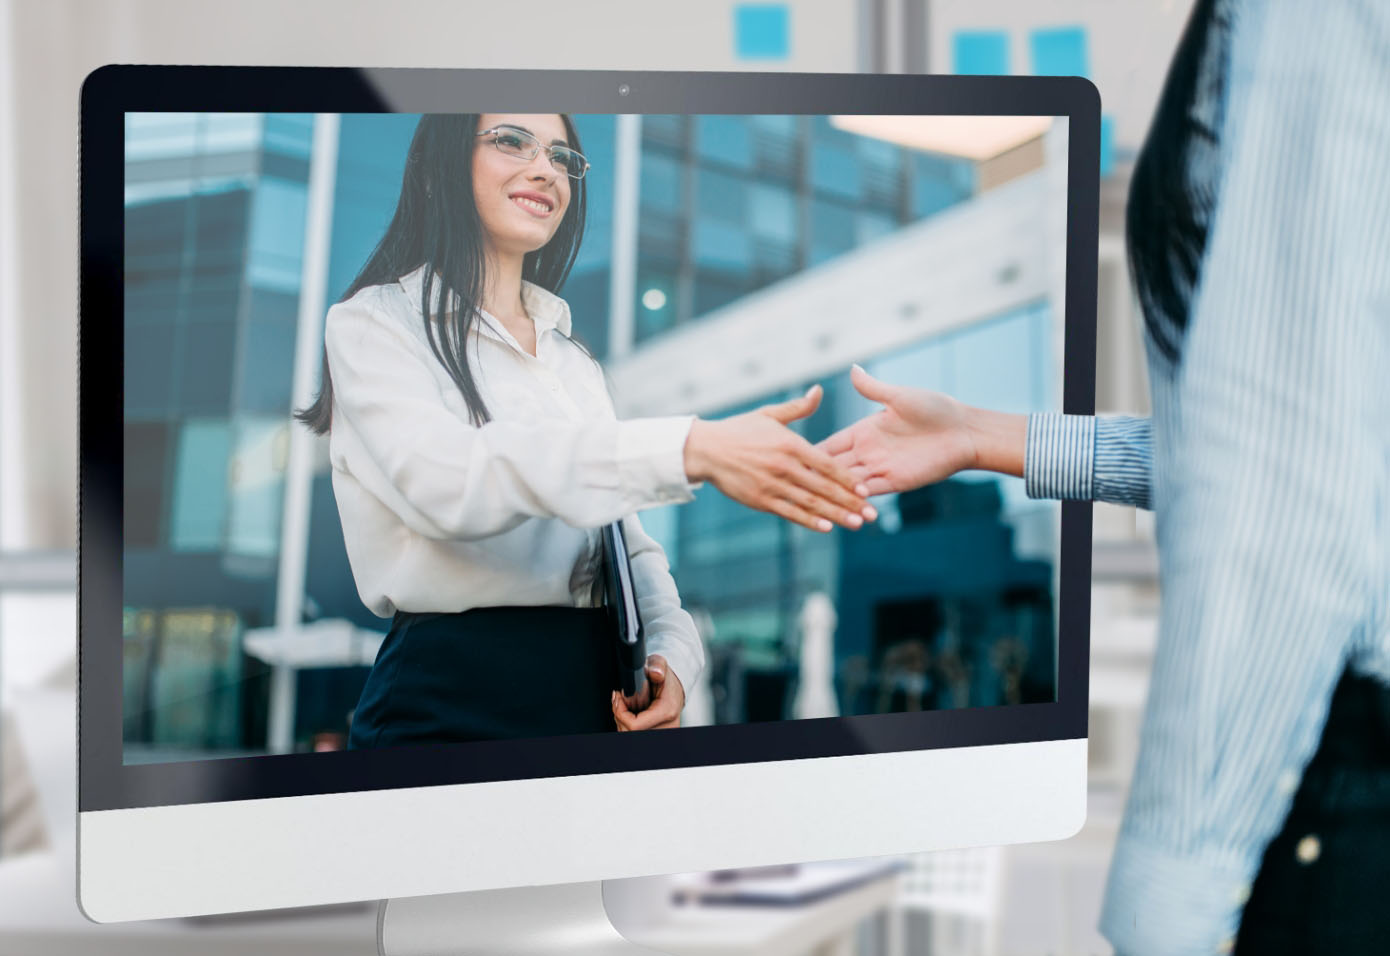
[121,111,1053,756]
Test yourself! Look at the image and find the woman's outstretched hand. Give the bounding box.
[683,384,876,532]
[817,365,1026,495]
[612,655,684,731]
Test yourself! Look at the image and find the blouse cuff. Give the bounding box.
[616,415,701,510]
[1024,413,1095,500]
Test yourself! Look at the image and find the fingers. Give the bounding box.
[850,364,895,405]
[860,476,896,496]
[611,687,679,731]
[787,464,877,527]
[792,438,871,504]
[768,496,838,533]
[624,694,681,731]
[761,384,822,425]
[612,690,639,731]
[818,427,855,456]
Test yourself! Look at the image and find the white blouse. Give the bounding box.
[324,265,704,694]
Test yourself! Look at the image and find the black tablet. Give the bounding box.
[601,520,648,704]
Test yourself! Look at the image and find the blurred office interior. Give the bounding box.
[0,1,1191,953]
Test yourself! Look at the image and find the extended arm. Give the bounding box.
[819,365,1153,509]
[325,296,872,540]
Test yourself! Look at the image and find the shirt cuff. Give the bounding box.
[616,416,700,509]
[1024,413,1095,500]
[1100,832,1256,956]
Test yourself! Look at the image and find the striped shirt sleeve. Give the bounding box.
[1024,413,1152,509]
[1100,2,1390,954]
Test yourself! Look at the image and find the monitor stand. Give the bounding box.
[378,879,669,955]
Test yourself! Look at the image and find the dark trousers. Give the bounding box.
[1235,669,1390,953]
[348,606,619,749]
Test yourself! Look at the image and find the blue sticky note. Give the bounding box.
[735,4,790,60]
[1030,26,1089,77]
[1100,114,1115,178]
[952,30,1009,75]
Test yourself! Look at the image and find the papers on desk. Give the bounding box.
[670,859,905,907]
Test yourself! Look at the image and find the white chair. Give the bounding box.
[887,846,1005,956]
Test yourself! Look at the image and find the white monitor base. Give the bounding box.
[378,881,665,955]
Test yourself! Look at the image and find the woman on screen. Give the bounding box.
[296,113,872,747]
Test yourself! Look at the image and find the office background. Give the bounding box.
[2,1,1184,953]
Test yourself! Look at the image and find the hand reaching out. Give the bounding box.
[817,365,1025,495]
[684,384,877,533]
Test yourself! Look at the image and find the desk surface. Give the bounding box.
[626,868,900,956]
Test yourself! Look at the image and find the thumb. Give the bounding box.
[645,656,668,684]
[762,384,822,425]
[850,364,896,405]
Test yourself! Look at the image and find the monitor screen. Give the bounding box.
[82,68,1096,812]
[120,108,1067,759]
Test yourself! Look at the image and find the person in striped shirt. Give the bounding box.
[821,1,1389,952]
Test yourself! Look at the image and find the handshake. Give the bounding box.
[682,365,1026,531]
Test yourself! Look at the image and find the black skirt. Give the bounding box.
[1235,668,1390,953]
[347,606,620,749]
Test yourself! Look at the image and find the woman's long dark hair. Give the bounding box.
[296,113,588,432]
[1125,0,1229,363]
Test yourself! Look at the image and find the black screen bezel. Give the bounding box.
[80,65,1097,812]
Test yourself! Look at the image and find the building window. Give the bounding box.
[124,422,173,549]
[169,420,233,552]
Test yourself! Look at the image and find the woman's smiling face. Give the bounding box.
[472,113,572,260]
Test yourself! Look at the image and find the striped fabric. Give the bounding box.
[1026,414,1152,510]
[1024,2,1390,953]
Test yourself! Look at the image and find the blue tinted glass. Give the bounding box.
[808,199,855,266]
[693,219,752,274]
[226,419,287,558]
[696,167,747,224]
[124,325,177,416]
[948,309,1038,413]
[692,271,748,317]
[262,113,314,157]
[855,210,896,246]
[640,152,684,211]
[179,322,236,413]
[326,114,418,301]
[170,421,232,551]
[238,319,297,414]
[809,146,861,201]
[247,177,308,292]
[695,115,753,169]
[570,114,615,275]
[912,153,974,219]
[201,113,263,153]
[637,506,680,571]
[749,114,797,137]
[749,184,798,243]
[635,263,678,342]
[125,113,200,161]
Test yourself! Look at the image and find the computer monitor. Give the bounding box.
[78,66,1097,947]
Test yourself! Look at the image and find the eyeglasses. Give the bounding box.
[476,125,590,180]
